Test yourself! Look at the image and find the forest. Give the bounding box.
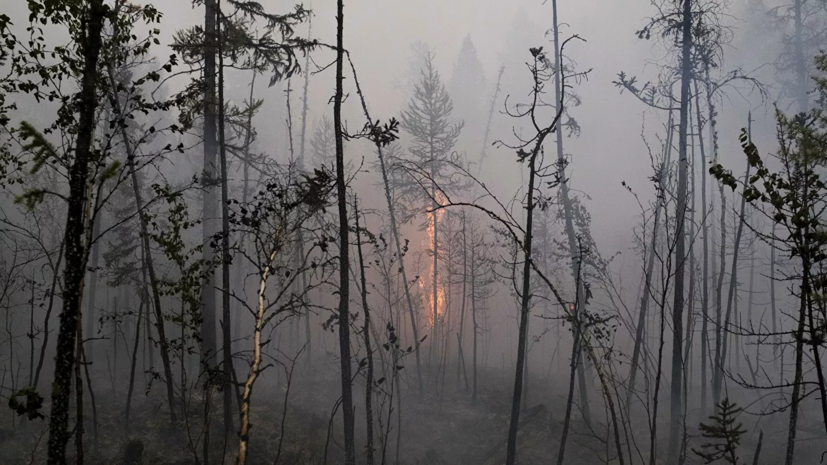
[0,0,826,463]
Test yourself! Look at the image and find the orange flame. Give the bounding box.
[420,191,447,327]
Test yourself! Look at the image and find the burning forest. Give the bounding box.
[0,0,826,464]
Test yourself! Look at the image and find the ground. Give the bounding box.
[0,366,822,464]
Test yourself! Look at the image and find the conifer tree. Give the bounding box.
[449,36,486,141]
[692,398,746,465]
[399,51,463,366]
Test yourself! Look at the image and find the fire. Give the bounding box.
[420,191,447,327]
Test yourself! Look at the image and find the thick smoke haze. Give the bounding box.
[0,0,824,464]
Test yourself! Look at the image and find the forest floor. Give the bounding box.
[0,364,823,464]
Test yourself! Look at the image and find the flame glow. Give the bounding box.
[420,191,447,327]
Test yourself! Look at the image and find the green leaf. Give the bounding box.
[101,160,121,182]
[19,121,58,174]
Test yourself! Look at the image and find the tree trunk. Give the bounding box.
[794,0,808,113]
[771,223,778,375]
[694,79,711,417]
[81,344,98,454]
[784,274,807,465]
[201,0,219,372]
[666,1,693,461]
[216,2,235,436]
[557,318,584,465]
[712,186,726,408]
[46,2,106,462]
[457,212,469,389]
[471,246,478,404]
[430,155,439,380]
[85,216,101,364]
[714,121,752,407]
[504,136,540,465]
[552,0,591,424]
[75,302,84,465]
[298,17,313,370]
[477,67,504,177]
[355,201,375,465]
[625,111,674,410]
[106,63,177,424]
[34,239,64,390]
[125,296,143,428]
[371,101,424,396]
[28,274,35,388]
[236,248,277,465]
[334,2,355,463]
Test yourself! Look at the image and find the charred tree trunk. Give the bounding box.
[216,2,235,436]
[201,0,219,372]
[75,303,84,465]
[334,2,355,463]
[504,143,537,465]
[355,201,375,465]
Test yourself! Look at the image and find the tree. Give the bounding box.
[334,1,355,463]
[0,2,170,461]
[232,166,333,465]
[399,50,463,374]
[397,41,586,464]
[711,101,827,464]
[449,35,486,149]
[550,0,592,425]
[45,3,109,457]
[201,0,220,375]
[494,44,575,465]
[175,0,315,439]
[692,398,746,465]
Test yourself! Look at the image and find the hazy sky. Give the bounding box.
[4,0,778,272]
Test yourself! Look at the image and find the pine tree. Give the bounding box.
[692,398,746,464]
[399,50,463,374]
[449,35,486,144]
